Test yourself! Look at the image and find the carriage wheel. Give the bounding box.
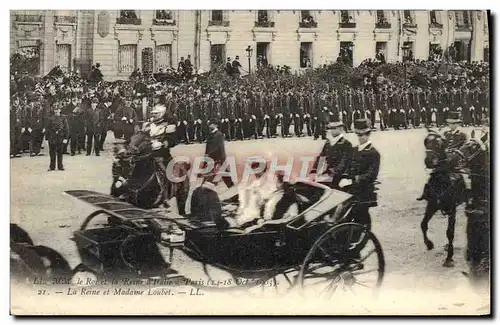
[298,222,385,299]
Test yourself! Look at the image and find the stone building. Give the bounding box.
[10,10,490,80]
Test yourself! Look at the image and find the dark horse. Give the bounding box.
[459,133,490,284]
[10,223,73,282]
[420,130,466,267]
[110,131,191,213]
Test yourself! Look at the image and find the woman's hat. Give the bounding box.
[353,119,372,134]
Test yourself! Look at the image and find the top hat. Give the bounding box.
[353,119,372,134]
[446,111,462,124]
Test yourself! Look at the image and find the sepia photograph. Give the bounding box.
[8,8,491,316]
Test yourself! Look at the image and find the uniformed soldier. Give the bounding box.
[10,94,23,157]
[84,97,104,156]
[44,103,69,171]
[311,121,353,188]
[65,95,85,156]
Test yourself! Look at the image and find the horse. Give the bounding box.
[111,131,191,213]
[459,132,490,284]
[10,223,73,282]
[419,129,466,267]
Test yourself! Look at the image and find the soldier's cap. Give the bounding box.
[235,56,239,59]
[353,119,372,135]
[326,121,344,129]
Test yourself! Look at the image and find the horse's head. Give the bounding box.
[127,132,152,158]
[459,137,488,169]
[424,130,447,169]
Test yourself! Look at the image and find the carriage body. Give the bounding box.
[65,179,384,295]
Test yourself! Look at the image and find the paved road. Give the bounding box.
[10,128,490,314]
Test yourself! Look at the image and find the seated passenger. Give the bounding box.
[190,173,228,230]
[263,172,299,221]
[235,163,277,227]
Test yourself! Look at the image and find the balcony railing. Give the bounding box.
[403,23,418,28]
[153,19,176,26]
[208,20,230,27]
[254,21,275,28]
[116,17,142,25]
[54,16,77,24]
[299,21,318,28]
[375,22,391,29]
[429,22,443,28]
[339,22,356,28]
[15,14,42,23]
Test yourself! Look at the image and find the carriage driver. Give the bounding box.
[145,104,177,203]
[337,119,380,232]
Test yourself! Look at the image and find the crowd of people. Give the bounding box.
[10,55,490,160]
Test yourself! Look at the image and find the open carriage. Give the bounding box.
[65,180,385,297]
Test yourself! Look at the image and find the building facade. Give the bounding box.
[10,10,490,80]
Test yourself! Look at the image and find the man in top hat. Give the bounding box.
[232,56,242,78]
[443,111,467,150]
[338,119,380,231]
[225,57,232,76]
[84,97,105,156]
[114,95,138,142]
[44,103,69,171]
[65,94,85,155]
[311,120,353,188]
[205,121,234,189]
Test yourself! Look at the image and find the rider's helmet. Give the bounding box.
[150,104,166,123]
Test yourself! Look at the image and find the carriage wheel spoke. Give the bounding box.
[354,280,372,288]
[283,273,293,286]
[351,268,379,276]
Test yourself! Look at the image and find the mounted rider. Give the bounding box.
[417,111,467,202]
[142,104,177,204]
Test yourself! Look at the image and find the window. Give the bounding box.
[210,44,225,70]
[255,10,274,27]
[118,44,137,74]
[402,41,414,62]
[256,42,270,67]
[120,10,137,19]
[54,10,77,23]
[429,43,443,61]
[375,42,387,63]
[299,11,317,28]
[155,44,172,71]
[455,10,471,27]
[300,42,312,68]
[258,10,268,22]
[376,10,390,28]
[212,10,223,22]
[117,10,141,25]
[453,40,471,62]
[484,46,489,62]
[339,10,356,27]
[339,42,354,66]
[403,10,414,25]
[56,44,71,72]
[14,10,43,22]
[156,10,173,20]
[429,10,442,27]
